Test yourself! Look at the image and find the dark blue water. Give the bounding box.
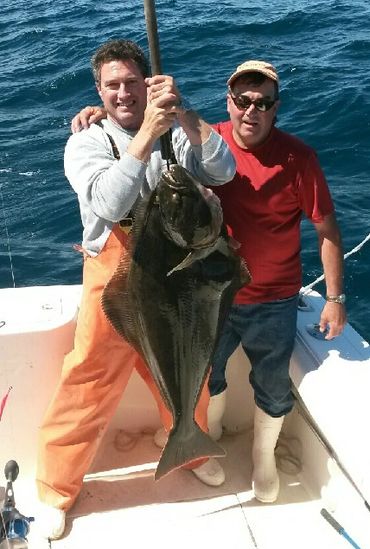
[1,0,369,341]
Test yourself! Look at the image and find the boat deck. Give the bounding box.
[24,421,367,549]
[1,285,369,548]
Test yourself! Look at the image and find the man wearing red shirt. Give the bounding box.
[207,60,346,503]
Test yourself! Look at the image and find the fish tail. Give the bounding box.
[155,423,226,481]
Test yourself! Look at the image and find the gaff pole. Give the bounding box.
[143,0,176,166]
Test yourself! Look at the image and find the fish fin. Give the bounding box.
[167,251,197,276]
[167,243,219,276]
[227,235,241,251]
[101,194,155,347]
[218,235,252,286]
[239,258,252,286]
[101,248,138,346]
[154,423,226,480]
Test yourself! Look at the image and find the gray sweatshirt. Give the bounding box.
[64,118,235,256]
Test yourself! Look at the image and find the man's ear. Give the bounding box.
[272,99,281,126]
[96,84,103,101]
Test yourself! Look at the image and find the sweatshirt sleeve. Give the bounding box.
[64,126,147,222]
[171,123,236,186]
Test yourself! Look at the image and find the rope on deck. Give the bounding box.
[301,231,370,295]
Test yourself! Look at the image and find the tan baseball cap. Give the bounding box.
[227,60,279,87]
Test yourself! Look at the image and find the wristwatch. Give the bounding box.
[326,294,346,304]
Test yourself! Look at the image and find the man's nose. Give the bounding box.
[245,103,257,115]
[117,83,128,97]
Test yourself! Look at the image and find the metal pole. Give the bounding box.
[143,0,174,164]
[143,0,162,75]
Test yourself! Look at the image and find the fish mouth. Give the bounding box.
[158,164,223,250]
[161,166,219,204]
[161,168,188,191]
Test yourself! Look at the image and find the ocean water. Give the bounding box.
[1,0,369,341]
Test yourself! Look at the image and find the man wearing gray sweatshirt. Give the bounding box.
[35,38,236,540]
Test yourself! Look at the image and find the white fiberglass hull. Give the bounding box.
[0,285,369,548]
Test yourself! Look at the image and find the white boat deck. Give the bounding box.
[1,285,370,548]
[20,416,368,549]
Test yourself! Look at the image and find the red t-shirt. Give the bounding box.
[212,121,334,304]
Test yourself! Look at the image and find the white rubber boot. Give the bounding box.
[207,391,227,441]
[191,458,225,486]
[37,502,66,539]
[153,426,168,448]
[252,405,284,503]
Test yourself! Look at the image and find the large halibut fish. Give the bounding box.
[102,164,250,480]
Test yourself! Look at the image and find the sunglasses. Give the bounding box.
[229,93,276,112]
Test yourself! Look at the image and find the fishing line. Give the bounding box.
[0,183,16,288]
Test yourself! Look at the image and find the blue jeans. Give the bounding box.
[209,295,299,417]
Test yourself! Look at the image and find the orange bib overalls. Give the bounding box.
[36,223,210,510]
